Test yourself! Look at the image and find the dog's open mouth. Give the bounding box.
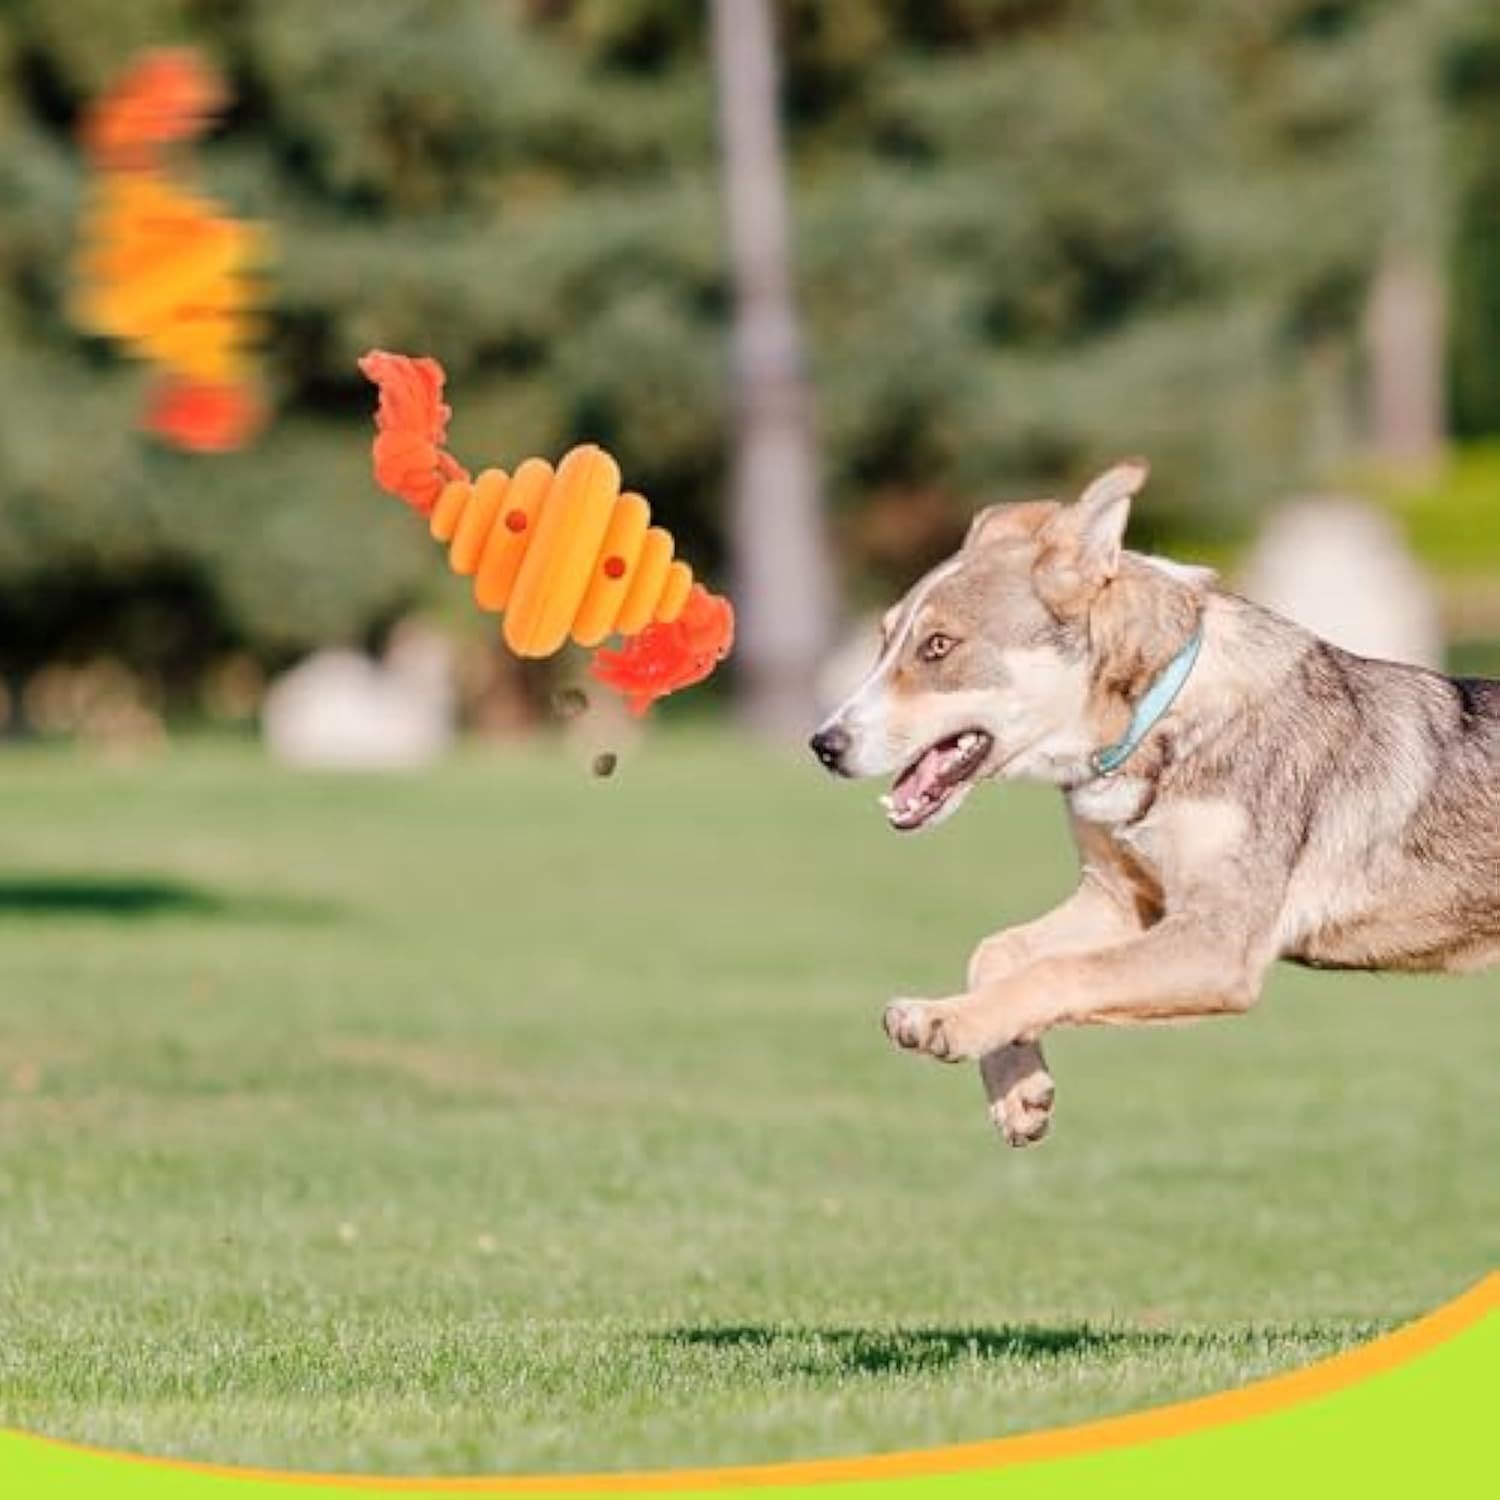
[881,730,994,832]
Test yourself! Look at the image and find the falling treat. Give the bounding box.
[359,350,733,714]
[551,686,590,721]
[591,752,618,779]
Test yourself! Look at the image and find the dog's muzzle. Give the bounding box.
[809,725,852,776]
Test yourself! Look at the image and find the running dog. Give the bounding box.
[810,461,1500,1144]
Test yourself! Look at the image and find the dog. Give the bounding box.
[810,460,1499,1145]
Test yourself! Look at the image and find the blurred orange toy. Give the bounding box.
[71,49,268,452]
[79,47,224,171]
[360,350,734,714]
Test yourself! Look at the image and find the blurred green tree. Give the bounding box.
[0,0,1490,718]
[1445,1,1500,440]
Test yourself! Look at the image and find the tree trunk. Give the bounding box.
[1363,0,1450,477]
[1364,250,1447,474]
[708,0,835,741]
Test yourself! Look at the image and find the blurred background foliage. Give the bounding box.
[0,0,1495,726]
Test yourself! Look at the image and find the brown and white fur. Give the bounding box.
[810,461,1500,1145]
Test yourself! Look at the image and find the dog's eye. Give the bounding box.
[919,632,957,662]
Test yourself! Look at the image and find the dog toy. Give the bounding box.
[70,49,268,452]
[359,351,733,714]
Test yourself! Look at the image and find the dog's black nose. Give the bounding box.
[809,725,850,774]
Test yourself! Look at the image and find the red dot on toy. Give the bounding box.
[602,555,627,579]
[504,510,528,533]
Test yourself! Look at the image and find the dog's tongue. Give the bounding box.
[908,746,948,799]
[886,731,992,829]
[892,742,950,816]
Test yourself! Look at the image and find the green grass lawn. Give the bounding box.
[0,733,1493,1475]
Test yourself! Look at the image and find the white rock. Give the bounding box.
[262,622,456,771]
[1237,497,1442,669]
[815,613,883,717]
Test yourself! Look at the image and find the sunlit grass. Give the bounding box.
[0,735,1492,1473]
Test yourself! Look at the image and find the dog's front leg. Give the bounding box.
[889,915,1269,1062]
[977,1046,1054,1147]
[966,877,1142,1146]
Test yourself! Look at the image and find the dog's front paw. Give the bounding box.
[882,999,982,1062]
[989,1066,1056,1147]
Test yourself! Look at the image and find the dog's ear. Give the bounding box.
[964,504,1009,551]
[964,499,1058,552]
[1034,459,1149,615]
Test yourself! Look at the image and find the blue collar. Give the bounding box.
[1089,629,1203,778]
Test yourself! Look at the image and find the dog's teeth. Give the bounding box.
[878,793,894,811]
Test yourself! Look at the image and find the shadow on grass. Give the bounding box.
[0,874,341,925]
[658,1323,1349,1378]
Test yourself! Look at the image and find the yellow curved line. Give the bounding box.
[9,1273,1495,1493]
